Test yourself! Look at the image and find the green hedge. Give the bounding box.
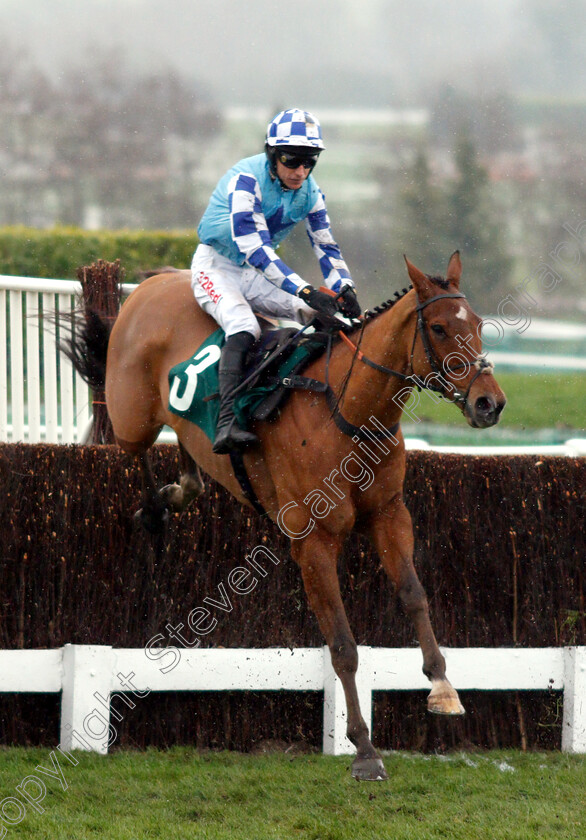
[0,226,197,283]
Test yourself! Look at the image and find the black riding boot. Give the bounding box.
[212,331,260,454]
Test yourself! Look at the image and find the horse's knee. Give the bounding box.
[397,573,427,616]
[330,634,358,675]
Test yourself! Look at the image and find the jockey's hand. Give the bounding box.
[298,285,342,328]
[338,285,362,319]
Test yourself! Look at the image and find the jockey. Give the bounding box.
[191,107,361,455]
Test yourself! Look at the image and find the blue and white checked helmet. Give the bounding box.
[265,109,325,150]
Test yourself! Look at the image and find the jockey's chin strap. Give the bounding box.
[339,291,494,408]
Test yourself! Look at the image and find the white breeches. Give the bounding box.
[191,244,315,339]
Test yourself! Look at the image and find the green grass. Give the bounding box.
[1,748,584,839]
[403,371,586,444]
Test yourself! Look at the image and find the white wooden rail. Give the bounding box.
[0,645,584,755]
[0,276,134,444]
[2,274,586,454]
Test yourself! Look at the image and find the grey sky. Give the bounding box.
[1,0,583,107]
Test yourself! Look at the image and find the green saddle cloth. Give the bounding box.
[168,328,325,442]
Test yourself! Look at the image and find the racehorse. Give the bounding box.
[66,251,506,780]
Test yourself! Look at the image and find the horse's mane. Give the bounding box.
[363,286,411,322]
[333,284,410,410]
[363,274,448,323]
[333,274,446,410]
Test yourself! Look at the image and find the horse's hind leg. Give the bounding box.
[134,450,171,535]
[159,442,205,513]
[135,443,204,534]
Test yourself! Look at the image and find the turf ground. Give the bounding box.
[402,370,586,445]
[0,747,584,839]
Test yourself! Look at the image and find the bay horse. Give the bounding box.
[67,251,506,780]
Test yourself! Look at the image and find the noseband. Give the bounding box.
[341,290,494,408]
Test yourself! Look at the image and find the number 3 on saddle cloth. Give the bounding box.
[168,327,330,442]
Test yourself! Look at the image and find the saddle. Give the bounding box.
[236,319,331,424]
[167,320,330,441]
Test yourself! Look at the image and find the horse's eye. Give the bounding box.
[431,324,446,337]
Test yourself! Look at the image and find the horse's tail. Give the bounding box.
[60,308,113,391]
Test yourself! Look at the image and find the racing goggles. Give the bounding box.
[277,150,320,170]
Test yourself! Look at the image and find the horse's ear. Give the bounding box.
[446,250,462,288]
[404,255,436,299]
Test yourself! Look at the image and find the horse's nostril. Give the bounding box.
[475,396,494,417]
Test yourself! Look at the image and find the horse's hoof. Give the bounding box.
[134,506,169,535]
[159,483,183,511]
[351,756,388,781]
[427,679,465,716]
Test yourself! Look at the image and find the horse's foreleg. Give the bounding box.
[368,496,464,716]
[292,530,387,781]
[159,443,204,513]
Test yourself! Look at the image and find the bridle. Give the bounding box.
[340,290,494,408]
[230,289,494,516]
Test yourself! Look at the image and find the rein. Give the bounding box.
[231,288,495,515]
[340,291,494,408]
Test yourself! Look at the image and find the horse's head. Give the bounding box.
[404,252,506,428]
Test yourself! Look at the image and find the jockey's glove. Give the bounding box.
[297,285,341,327]
[338,285,362,319]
